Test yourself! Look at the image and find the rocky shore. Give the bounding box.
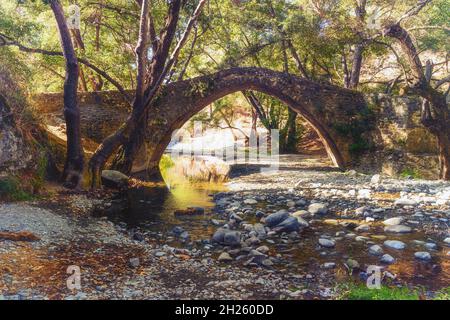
[0,164,449,300]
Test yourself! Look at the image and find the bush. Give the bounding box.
[0,176,34,201]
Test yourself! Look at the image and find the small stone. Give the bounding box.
[318,238,335,248]
[218,252,233,262]
[394,198,417,206]
[322,262,336,269]
[293,216,309,228]
[383,217,404,226]
[264,211,289,227]
[425,243,437,250]
[369,245,383,256]
[244,198,258,205]
[384,225,412,234]
[414,252,432,261]
[380,254,395,264]
[384,240,406,250]
[370,174,381,184]
[355,224,370,232]
[287,201,296,208]
[292,210,310,218]
[128,258,140,268]
[155,251,166,257]
[308,203,328,215]
[444,237,450,246]
[273,216,300,233]
[261,259,274,267]
[256,245,270,254]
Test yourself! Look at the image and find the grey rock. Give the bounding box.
[218,252,233,262]
[394,199,417,206]
[368,245,383,256]
[244,198,258,205]
[129,257,140,268]
[414,251,432,261]
[101,170,129,188]
[308,203,328,215]
[380,254,395,264]
[273,216,300,233]
[382,217,404,226]
[355,224,370,232]
[384,240,406,250]
[384,225,412,234]
[318,238,335,248]
[322,262,336,269]
[444,237,450,246]
[264,211,289,228]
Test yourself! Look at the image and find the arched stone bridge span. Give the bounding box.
[33,67,371,179]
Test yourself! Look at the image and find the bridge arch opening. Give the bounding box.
[133,68,367,181]
[156,92,332,184]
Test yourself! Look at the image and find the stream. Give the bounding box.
[104,157,449,295]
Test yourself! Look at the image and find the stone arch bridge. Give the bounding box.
[34,67,378,179]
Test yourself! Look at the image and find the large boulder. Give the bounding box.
[273,216,300,233]
[101,170,129,189]
[264,211,290,228]
[212,228,241,246]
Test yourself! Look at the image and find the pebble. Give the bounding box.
[318,238,335,248]
[383,217,404,226]
[244,199,258,205]
[128,258,140,268]
[414,252,432,261]
[394,199,417,206]
[384,240,406,250]
[384,225,412,234]
[218,252,233,262]
[368,245,383,256]
[380,254,395,264]
[308,203,328,215]
[322,262,336,269]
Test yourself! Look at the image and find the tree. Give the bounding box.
[49,0,84,188]
[89,0,207,186]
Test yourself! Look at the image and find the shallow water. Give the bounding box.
[107,171,449,293]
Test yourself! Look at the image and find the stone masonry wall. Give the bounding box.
[30,91,441,179]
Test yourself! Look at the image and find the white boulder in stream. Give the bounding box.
[384,225,412,234]
[383,217,404,226]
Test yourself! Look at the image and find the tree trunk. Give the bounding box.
[50,0,84,188]
[349,44,364,89]
[437,131,450,180]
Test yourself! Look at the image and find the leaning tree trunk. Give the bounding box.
[384,23,450,180]
[50,0,84,188]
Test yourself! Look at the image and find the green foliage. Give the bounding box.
[433,287,450,300]
[0,176,34,201]
[159,154,175,177]
[339,284,420,300]
[400,168,422,180]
